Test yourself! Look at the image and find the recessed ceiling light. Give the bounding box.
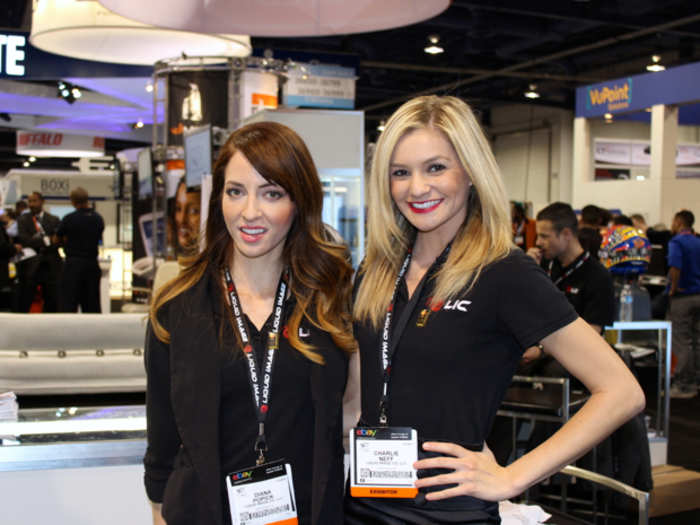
[424,35,444,55]
[646,54,665,72]
[145,83,154,92]
[524,83,540,99]
[377,120,386,132]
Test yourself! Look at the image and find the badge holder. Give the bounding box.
[349,426,418,498]
[226,459,298,525]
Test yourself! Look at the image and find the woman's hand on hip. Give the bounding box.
[413,441,518,502]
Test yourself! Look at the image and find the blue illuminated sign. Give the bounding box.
[576,61,700,118]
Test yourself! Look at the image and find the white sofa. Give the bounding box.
[0,313,147,395]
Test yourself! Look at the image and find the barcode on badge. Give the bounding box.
[240,503,291,523]
[360,468,412,479]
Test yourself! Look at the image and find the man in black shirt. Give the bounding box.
[529,202,615,335]
[57,187,104,312]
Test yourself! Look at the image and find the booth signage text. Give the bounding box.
[283,63,356,109]
[16,131,106,157]
[40,178,70,195]
[0,34,26,76]
[576,60,700,118]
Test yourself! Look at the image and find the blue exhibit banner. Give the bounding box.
[283,63,356,109]
[576,60,700,118]
[0,30,152,80]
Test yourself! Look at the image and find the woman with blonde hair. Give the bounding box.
[347,95,644,523]
[144,121,354,525]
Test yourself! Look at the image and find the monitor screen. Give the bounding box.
[184,125,212,188]
[137,148,153,199]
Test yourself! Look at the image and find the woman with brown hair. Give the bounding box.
[144,121,354,525]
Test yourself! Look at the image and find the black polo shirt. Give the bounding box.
[544,251,615,331]
[57,207,104,259]
[354,249,577,512]
[219,301,347,525]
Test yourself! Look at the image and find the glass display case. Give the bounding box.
[0,405,146,471]
[0,405,150,524]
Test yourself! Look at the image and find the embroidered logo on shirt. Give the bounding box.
[443,299,472,312]
[282,325,311,339]
[417,299,472,327]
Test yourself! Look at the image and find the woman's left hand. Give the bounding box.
[413,441,518,502]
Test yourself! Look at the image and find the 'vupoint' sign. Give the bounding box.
[586,78,632,113]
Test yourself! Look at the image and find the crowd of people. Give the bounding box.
[511,200,700,400]
[0,188,104,313]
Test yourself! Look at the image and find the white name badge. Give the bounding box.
[226,460,298,525]
[349,426,418,498]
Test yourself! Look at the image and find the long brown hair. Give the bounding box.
[151,121,355,362]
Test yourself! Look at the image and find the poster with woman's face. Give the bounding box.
[171,180,201,257]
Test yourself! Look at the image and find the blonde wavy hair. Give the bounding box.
[354,95,513,328]
[151,122,355,363]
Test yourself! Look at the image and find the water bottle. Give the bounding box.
[619,283,634,321]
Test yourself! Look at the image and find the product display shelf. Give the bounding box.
[606,320,671,465]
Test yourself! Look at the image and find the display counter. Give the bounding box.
[605,320,671,466]
[0,405,150,524]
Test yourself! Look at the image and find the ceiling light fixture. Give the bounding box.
[646,54,665,72]
[23,161,30,167]
[30,0,251,65]
[99,0,450,37]
[524,83,540,99]
[57,80,80,104]
[604,112,614,124]
[134,120,145,129]
[424,35,444,55]
[145,83,154,92]
[377,120,386,132]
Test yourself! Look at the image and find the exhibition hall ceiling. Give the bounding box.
[1,0,700,172]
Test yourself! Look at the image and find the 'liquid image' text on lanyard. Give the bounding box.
[350,245,450,499]
[223,267,298,525]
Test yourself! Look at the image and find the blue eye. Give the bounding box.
[428,163,446,173]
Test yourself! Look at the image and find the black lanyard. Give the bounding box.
[547,251,590,287]
[378,244,450,426]
[223,267,288,465]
